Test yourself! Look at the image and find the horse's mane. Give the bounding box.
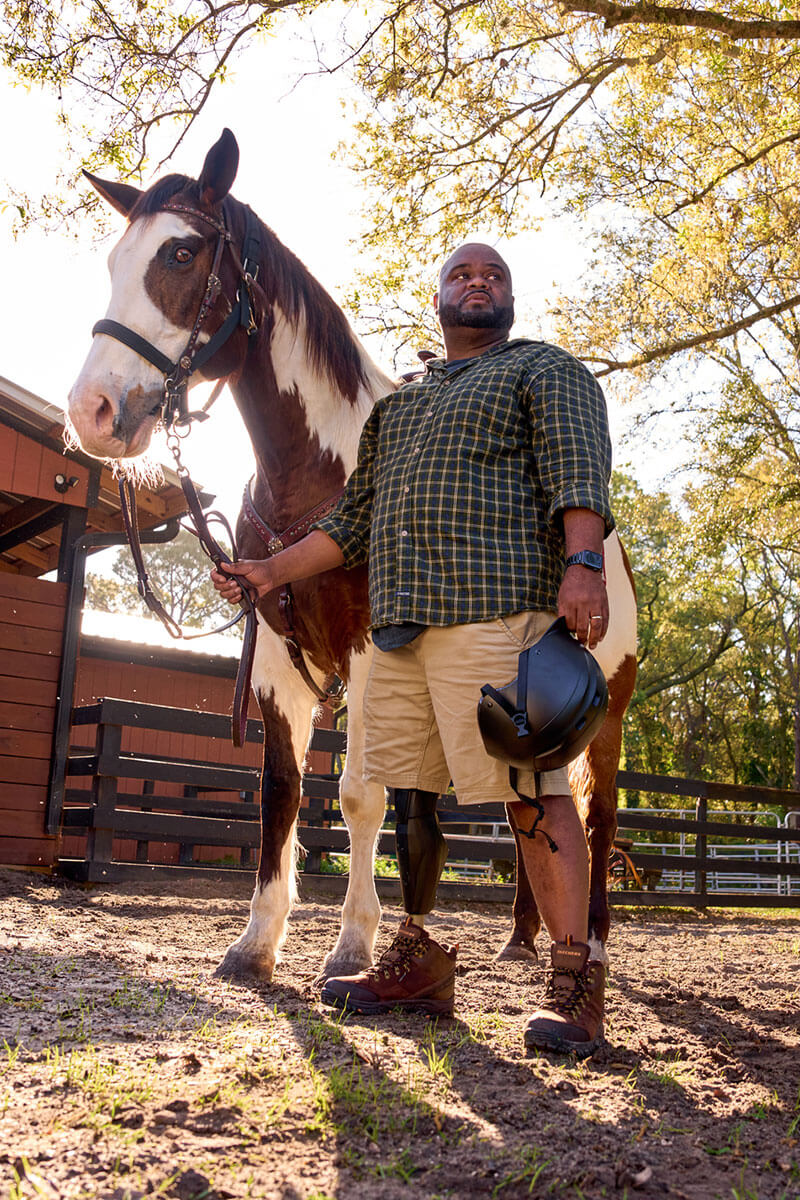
[130,175,370,405]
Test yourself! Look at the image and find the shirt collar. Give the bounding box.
[424,337,533,375]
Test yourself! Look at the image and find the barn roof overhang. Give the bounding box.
[0,375,214,578]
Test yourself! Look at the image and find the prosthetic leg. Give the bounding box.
[319,788,457,1014]
[393,788,449,915]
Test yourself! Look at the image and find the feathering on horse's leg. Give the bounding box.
[317,647,383,982]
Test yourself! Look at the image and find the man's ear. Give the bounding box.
[433,291,439,314]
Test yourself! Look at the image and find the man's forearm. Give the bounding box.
[269,530,345,588]
[212,529,345,602]
[562,508,606,556]
[559,507,608,649]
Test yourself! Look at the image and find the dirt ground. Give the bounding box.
[0,868,798,1200]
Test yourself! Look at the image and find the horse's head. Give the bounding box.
[68,129,259,459]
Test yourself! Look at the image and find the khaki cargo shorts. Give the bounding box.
[363,611,571,805]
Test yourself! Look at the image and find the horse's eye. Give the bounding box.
[174,246,194,265]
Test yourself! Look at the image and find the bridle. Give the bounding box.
[92,200,261,430]
[94,199,265,747]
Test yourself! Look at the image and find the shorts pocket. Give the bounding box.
[496,611,556,650]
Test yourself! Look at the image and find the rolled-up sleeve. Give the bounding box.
[527,354,615,536]
[312,403,379,567]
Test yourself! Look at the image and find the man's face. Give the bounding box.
[435,245,514,334]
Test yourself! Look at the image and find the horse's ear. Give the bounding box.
[83,170,142,218]
[198,129,239,206]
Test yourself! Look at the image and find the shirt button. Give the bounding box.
[404,486,410,494]
[400,530,409,537]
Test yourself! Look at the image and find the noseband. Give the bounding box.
[92,201,261,429]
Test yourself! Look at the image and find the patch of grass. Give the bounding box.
[371,1147,422,1182]
[305,1051,438,1143]
[421,1023,454,1084]
[1,1038,24,1070]
[787,1085,800,1138]
[642,1052,696,1090]
[55,990,95,1042]
[301,1008,347,1052]
[109,977,173,1014]
[0,989,44,1012]
[492,1146,549,1196]
[44,1044,156,1118]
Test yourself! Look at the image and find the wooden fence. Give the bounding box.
[57,697,800,908]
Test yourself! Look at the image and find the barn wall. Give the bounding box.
[0,603,337,871]
[0,574,66,868]
[0,424,91,509]
[59,643,261,866]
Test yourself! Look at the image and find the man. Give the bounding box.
[212,243,613,1055]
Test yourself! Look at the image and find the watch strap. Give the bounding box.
[565,550,604,572]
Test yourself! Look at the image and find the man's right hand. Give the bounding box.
[211,559,277,604]
[210,530,346,606]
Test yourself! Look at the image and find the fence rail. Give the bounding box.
[56,697,800,907]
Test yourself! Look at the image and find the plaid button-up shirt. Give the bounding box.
[314,338,614,629]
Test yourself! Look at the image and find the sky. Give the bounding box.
[0,16,681,607]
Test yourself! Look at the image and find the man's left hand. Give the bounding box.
[558,566,608,650]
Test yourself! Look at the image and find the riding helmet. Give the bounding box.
[477,616,608,771]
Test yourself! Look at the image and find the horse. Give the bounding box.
[67,128,637,981]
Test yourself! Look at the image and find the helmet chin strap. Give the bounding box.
[509,766,559,854]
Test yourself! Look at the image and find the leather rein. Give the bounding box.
[241,483,346,704]
[94,199,341,745]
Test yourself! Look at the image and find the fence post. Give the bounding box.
[86,719,122,872]
[695,795,707,901]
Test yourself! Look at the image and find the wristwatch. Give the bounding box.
[565,550,604,572]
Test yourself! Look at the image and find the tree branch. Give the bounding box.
[585,291,800,377]
[560,0,800,40]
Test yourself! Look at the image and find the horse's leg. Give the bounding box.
[568,693,632,966]
[216,625,316,983]
[317,644,383,981]
[495,808,540,963]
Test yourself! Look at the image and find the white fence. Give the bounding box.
[627,808,800,896]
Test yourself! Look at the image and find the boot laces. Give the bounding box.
[366,929,427,980]
[544,967,590,1018]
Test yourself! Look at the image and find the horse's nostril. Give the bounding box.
[96,396,113,430]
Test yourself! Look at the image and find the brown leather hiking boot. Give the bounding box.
[524,937,605,1058]
[320,917,457,1016]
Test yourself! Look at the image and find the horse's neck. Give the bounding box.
[233,305,392,526]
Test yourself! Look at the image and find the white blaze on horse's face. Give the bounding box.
[68,212,203,459]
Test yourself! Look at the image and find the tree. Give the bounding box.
[86,529,238,633]
[614,459,800,794]
[5,1,800,370]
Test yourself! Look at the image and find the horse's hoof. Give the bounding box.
[495,941,538,964]
[313,956,372,989]
[214,946,275,984]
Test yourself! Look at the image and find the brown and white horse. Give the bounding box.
[67,129,637,981]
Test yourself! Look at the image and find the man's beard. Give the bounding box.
[438,300,515,331]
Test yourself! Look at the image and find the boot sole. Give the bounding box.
[524,1025,604,1059]
[320,986,454,1017]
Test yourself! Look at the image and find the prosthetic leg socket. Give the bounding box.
[393,788,449,915]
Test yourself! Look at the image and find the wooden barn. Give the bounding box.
[0,375,268,876]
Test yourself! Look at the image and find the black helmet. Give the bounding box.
[477,617,608,771]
